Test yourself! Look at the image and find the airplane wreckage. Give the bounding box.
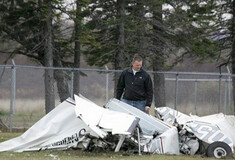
[0,95,235,159]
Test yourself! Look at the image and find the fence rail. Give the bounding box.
[1,64,235,76]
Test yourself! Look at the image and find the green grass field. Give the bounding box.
[0,133,231,160]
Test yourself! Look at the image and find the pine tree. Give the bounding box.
[84,0,219,108]
[0,0,76,112]
[209,0,235,114]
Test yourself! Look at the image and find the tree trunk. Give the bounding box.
[10,0,15,10]
[231,0,235,115]
[152,2,166,108]
[54,55,70,102]
[0,117,8,131]
[114,0,126,97]
[73,0,81,97]
[44,0,55,114]
[153,60,166,107]
[136,1,145,56]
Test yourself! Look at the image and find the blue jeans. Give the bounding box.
[121,99,146,112]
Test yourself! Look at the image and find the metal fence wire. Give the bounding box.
[0,64,234,132]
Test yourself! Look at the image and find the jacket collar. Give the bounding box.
[127,66,143,74]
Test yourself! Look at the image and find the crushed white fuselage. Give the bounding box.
[156,107,235,158]
[0,96,234,158]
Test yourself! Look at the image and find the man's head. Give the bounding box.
[132,54,142,71]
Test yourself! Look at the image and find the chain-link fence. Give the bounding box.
[0,65,234,132]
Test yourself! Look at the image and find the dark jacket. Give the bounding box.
[116,67,153,107]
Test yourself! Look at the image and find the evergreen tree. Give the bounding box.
[148,0,219,107]
[0,0,78,112]
[207,0,235,114]
[84,0,219,108]
[0,0,228,112]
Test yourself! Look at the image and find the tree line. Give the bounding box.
[0,0,235,114]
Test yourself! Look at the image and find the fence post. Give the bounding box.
[70,71,74,99]
[174,73,179,110]
[224,79,228,114]
[226,66,231,108]
[10,62,16,133]
[218,75,222,113]
[105,65,109,103]
[194,80,198,115]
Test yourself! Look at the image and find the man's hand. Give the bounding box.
[145,106,150,114]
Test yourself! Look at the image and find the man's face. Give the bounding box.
[132,60,142,71]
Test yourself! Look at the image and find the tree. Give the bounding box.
[214,0,235,114]
[150,1,166,107]
[83,0,220,109]
[83,0,131,96]
[43,0,55,113]
[195,0,235,114]
[0,0,71,112]
[0,0,225,112]
[73,0,82,96]
[147,0,220,108]
[114,0,127,96]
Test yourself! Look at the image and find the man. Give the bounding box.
[116,54,153,113]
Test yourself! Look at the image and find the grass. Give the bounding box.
[0,151,218,160]
[0,133,232,160]
[0,99,60,130]
[0,98,234,130]
[0,133,22,143]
